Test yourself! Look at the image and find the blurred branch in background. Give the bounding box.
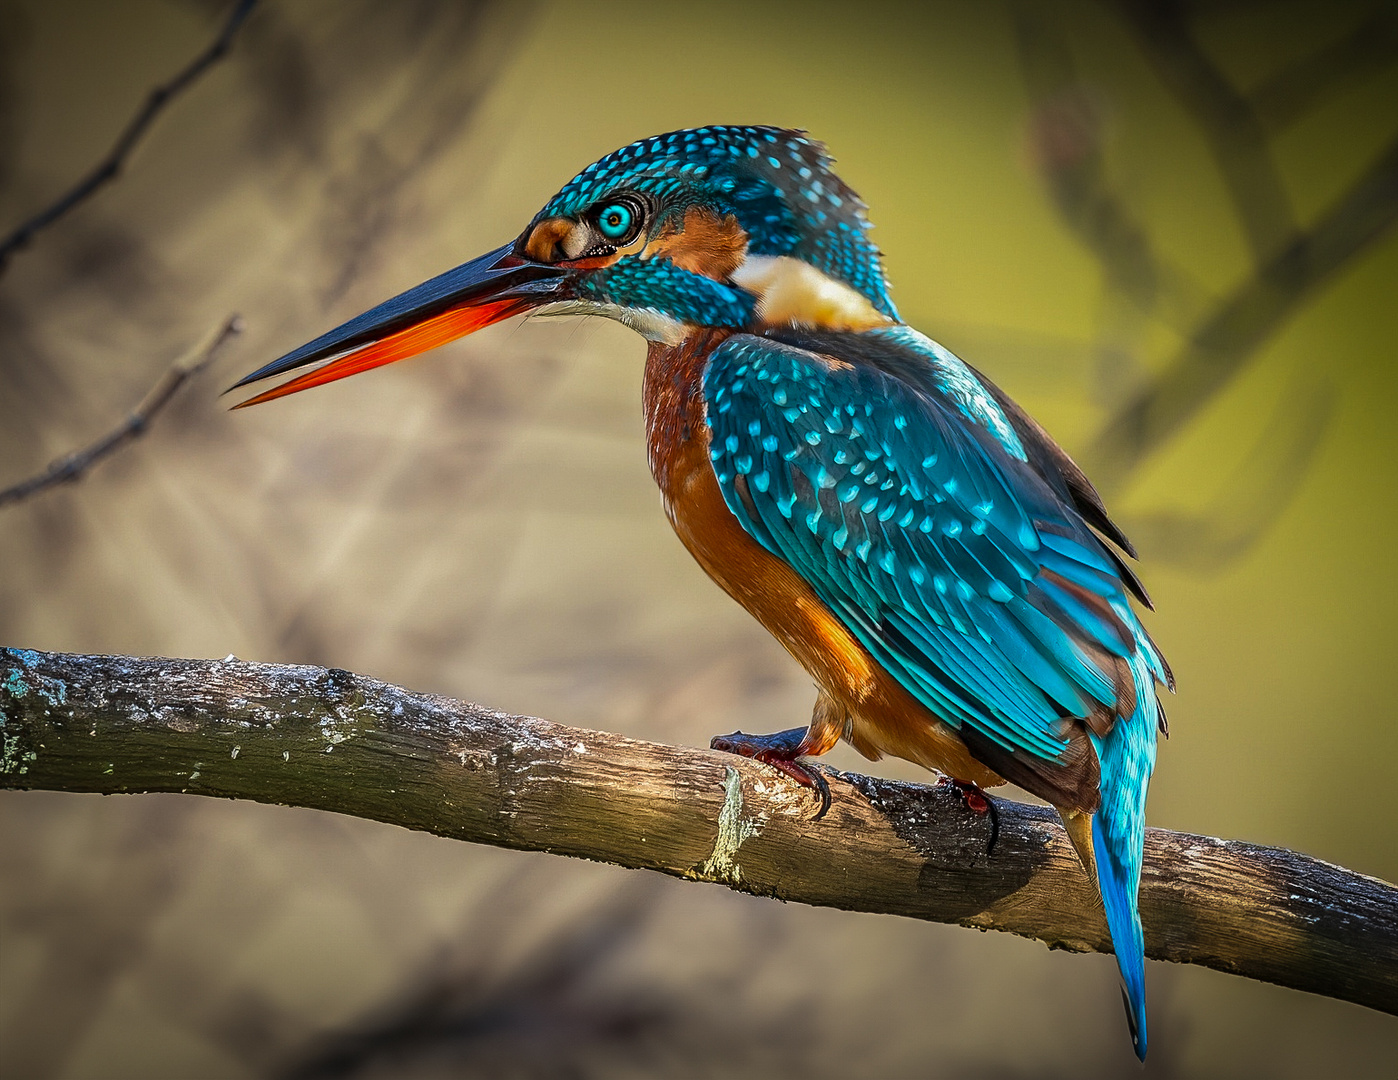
[3,648,1395,1021]
[1016,1,1398,569]
[1091,133,1398,489]
[0,0,543,658]
[0,0,259,275]
[1250,4,1398,133]
[1015,5,1208,405]
[1120,364,1337,574]
[1113,0,1297,263]
[0,314,242,509]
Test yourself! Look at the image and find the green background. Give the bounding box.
[1,1,1394,1075]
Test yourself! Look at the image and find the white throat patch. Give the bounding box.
[533,299,686,344]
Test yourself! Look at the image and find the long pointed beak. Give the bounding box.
[229,242,566,407]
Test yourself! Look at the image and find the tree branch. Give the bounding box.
[0,315,243,509]
[1,647,1394,1016]
[0,0,259,274]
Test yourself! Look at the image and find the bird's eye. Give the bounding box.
[597,203,633,239]
[593,196,645,244]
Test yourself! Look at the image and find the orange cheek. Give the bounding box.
[642,207,748,279]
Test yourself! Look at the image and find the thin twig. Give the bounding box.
[1,648,1395,1017]
[0,315,243,509]
[0,0,259,275]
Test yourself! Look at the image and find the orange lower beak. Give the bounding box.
[229,243,566,407]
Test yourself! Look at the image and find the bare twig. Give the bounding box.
[0,315,243,509]
[0,0,259,275]
[2,648,1394,1017]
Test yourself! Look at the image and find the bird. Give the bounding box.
[231,125,1172,1060]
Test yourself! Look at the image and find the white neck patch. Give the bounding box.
[730,255,892,332]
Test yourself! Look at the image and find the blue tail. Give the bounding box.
[1089,690,1157,1061]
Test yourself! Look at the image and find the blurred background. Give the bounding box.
[1,1,1395,1076]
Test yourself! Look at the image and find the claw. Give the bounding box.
[711,728,831,820]
[939,776,1000,855]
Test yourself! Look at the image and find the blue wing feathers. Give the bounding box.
[1033,576,1133,657]
[703,332,1165,1060]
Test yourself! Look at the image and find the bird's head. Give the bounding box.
[232,126,898,406]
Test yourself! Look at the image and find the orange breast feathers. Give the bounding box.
[642,333,1003,787]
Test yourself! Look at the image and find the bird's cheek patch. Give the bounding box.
[642,207,749,280]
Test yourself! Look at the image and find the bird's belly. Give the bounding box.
[643,336,1002,788]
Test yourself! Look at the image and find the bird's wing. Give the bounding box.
[703,332,1168,770]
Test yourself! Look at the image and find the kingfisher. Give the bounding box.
[231,126,1172,1059]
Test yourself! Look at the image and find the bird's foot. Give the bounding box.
[710,727,832,820]
[938,776,1000,855]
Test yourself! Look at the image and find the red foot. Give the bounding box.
[938,776,1000,854]
[710,727,832,820]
